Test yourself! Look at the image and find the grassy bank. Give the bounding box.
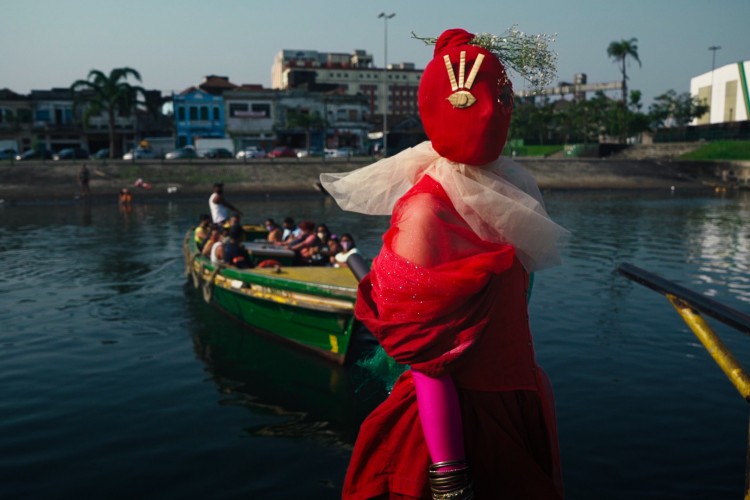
[680,140,750,160]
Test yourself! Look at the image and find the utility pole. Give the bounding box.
[378,12,395,157]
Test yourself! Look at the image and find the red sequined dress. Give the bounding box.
[342,175,564,499]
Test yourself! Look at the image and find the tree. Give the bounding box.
[649,90,710,130]
[607,38,641,106]
[286,108,326,150]
[71,68,146,158]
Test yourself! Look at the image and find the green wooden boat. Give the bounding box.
[183,226,364,364]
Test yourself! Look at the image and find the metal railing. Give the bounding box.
[618,263,750,498]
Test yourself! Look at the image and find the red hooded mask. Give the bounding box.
[418,28,513,166]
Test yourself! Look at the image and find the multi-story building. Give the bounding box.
[0,88,33,151]
[271,49,422,119]
[173,88,226,148]
[225,86,371,153]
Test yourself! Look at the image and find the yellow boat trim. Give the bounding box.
[667,294,750,401]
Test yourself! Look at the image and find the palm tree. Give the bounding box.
[607,38,641,106]
[71,68,146,158]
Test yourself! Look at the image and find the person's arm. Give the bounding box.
[215,194,243,216]
[290,234,315,252]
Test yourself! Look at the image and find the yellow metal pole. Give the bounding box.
[667,294,750,402]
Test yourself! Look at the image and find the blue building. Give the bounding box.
[172,88,226,147]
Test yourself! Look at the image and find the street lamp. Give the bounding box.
[708,45,721,123]
[378,12,395,157]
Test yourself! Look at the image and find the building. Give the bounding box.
[225,86,371,153]
[0,88,33,151]
[691,60,750,125]
[271,49,422,118]
[173,88,226,148]
[224,86,277,150]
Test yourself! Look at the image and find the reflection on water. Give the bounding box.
[0,190,749,499]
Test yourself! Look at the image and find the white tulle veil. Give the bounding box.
[319,141,568,272]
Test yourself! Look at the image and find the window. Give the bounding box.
[229,103,249,117]
[177,107,185,121]
[199,106,209,121]
[251,103,270,118]
[213,106,220,121]
[188,107,198,121]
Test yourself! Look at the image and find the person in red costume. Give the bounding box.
[321,28,568,499]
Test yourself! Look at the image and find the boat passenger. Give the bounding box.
[316,224,332,245]
[264,218,283,243]
[223,224,253,269]
[209,182,242,225]
[327,236,343,266]
[333,233,358,268]
[202,224,223,259]
[284,221,322,264]
[280,217,302,242]
[194,214,212,251]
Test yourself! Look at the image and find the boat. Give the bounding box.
[182,225,368,364]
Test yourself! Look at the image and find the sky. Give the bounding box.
[1,0,748,108]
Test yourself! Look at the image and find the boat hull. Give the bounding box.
[183,229,361,364]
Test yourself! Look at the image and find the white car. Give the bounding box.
[325,147,355,158]
[236,146,266,159]
[123,148,157,160]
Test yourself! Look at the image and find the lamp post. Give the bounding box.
[708,45,721,123]
[378,12,395,157]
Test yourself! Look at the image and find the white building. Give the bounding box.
[271,49,422,117]
[690,60,750,125]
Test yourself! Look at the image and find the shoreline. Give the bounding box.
[1,157,746,204]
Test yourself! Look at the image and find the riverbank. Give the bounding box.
[1,156,747,203]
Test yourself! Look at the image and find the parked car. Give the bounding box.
[324,147,355,158]
[53,147,89,160]
[123,148,158,160]
[202,147,233,159]
[0,148,18,160]
[267,146,297,159]
[165,147,198,160]
[296,147,324,158]
[91,148,110,159]
[236,146,266,159]
[15,148,53,161]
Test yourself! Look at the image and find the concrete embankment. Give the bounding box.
[0,157,746,203]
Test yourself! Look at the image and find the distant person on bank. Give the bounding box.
[78,164,91,197]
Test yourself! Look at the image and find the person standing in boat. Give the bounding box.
[209,182,242,225]
[321,28,567,499]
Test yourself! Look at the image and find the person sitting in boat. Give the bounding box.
[332,233,359,268]
[283,221,322,264]
[209,182,242,225]
[194,214,212,252]
[202,224,223,260]
[223,224,253,269]
[326,236,343,266]
[264,218,283,243]
[225,213,242,231]
[315,224,332,246]
[280,217,302,243]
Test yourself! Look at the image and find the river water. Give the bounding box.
[1,188,749,499]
